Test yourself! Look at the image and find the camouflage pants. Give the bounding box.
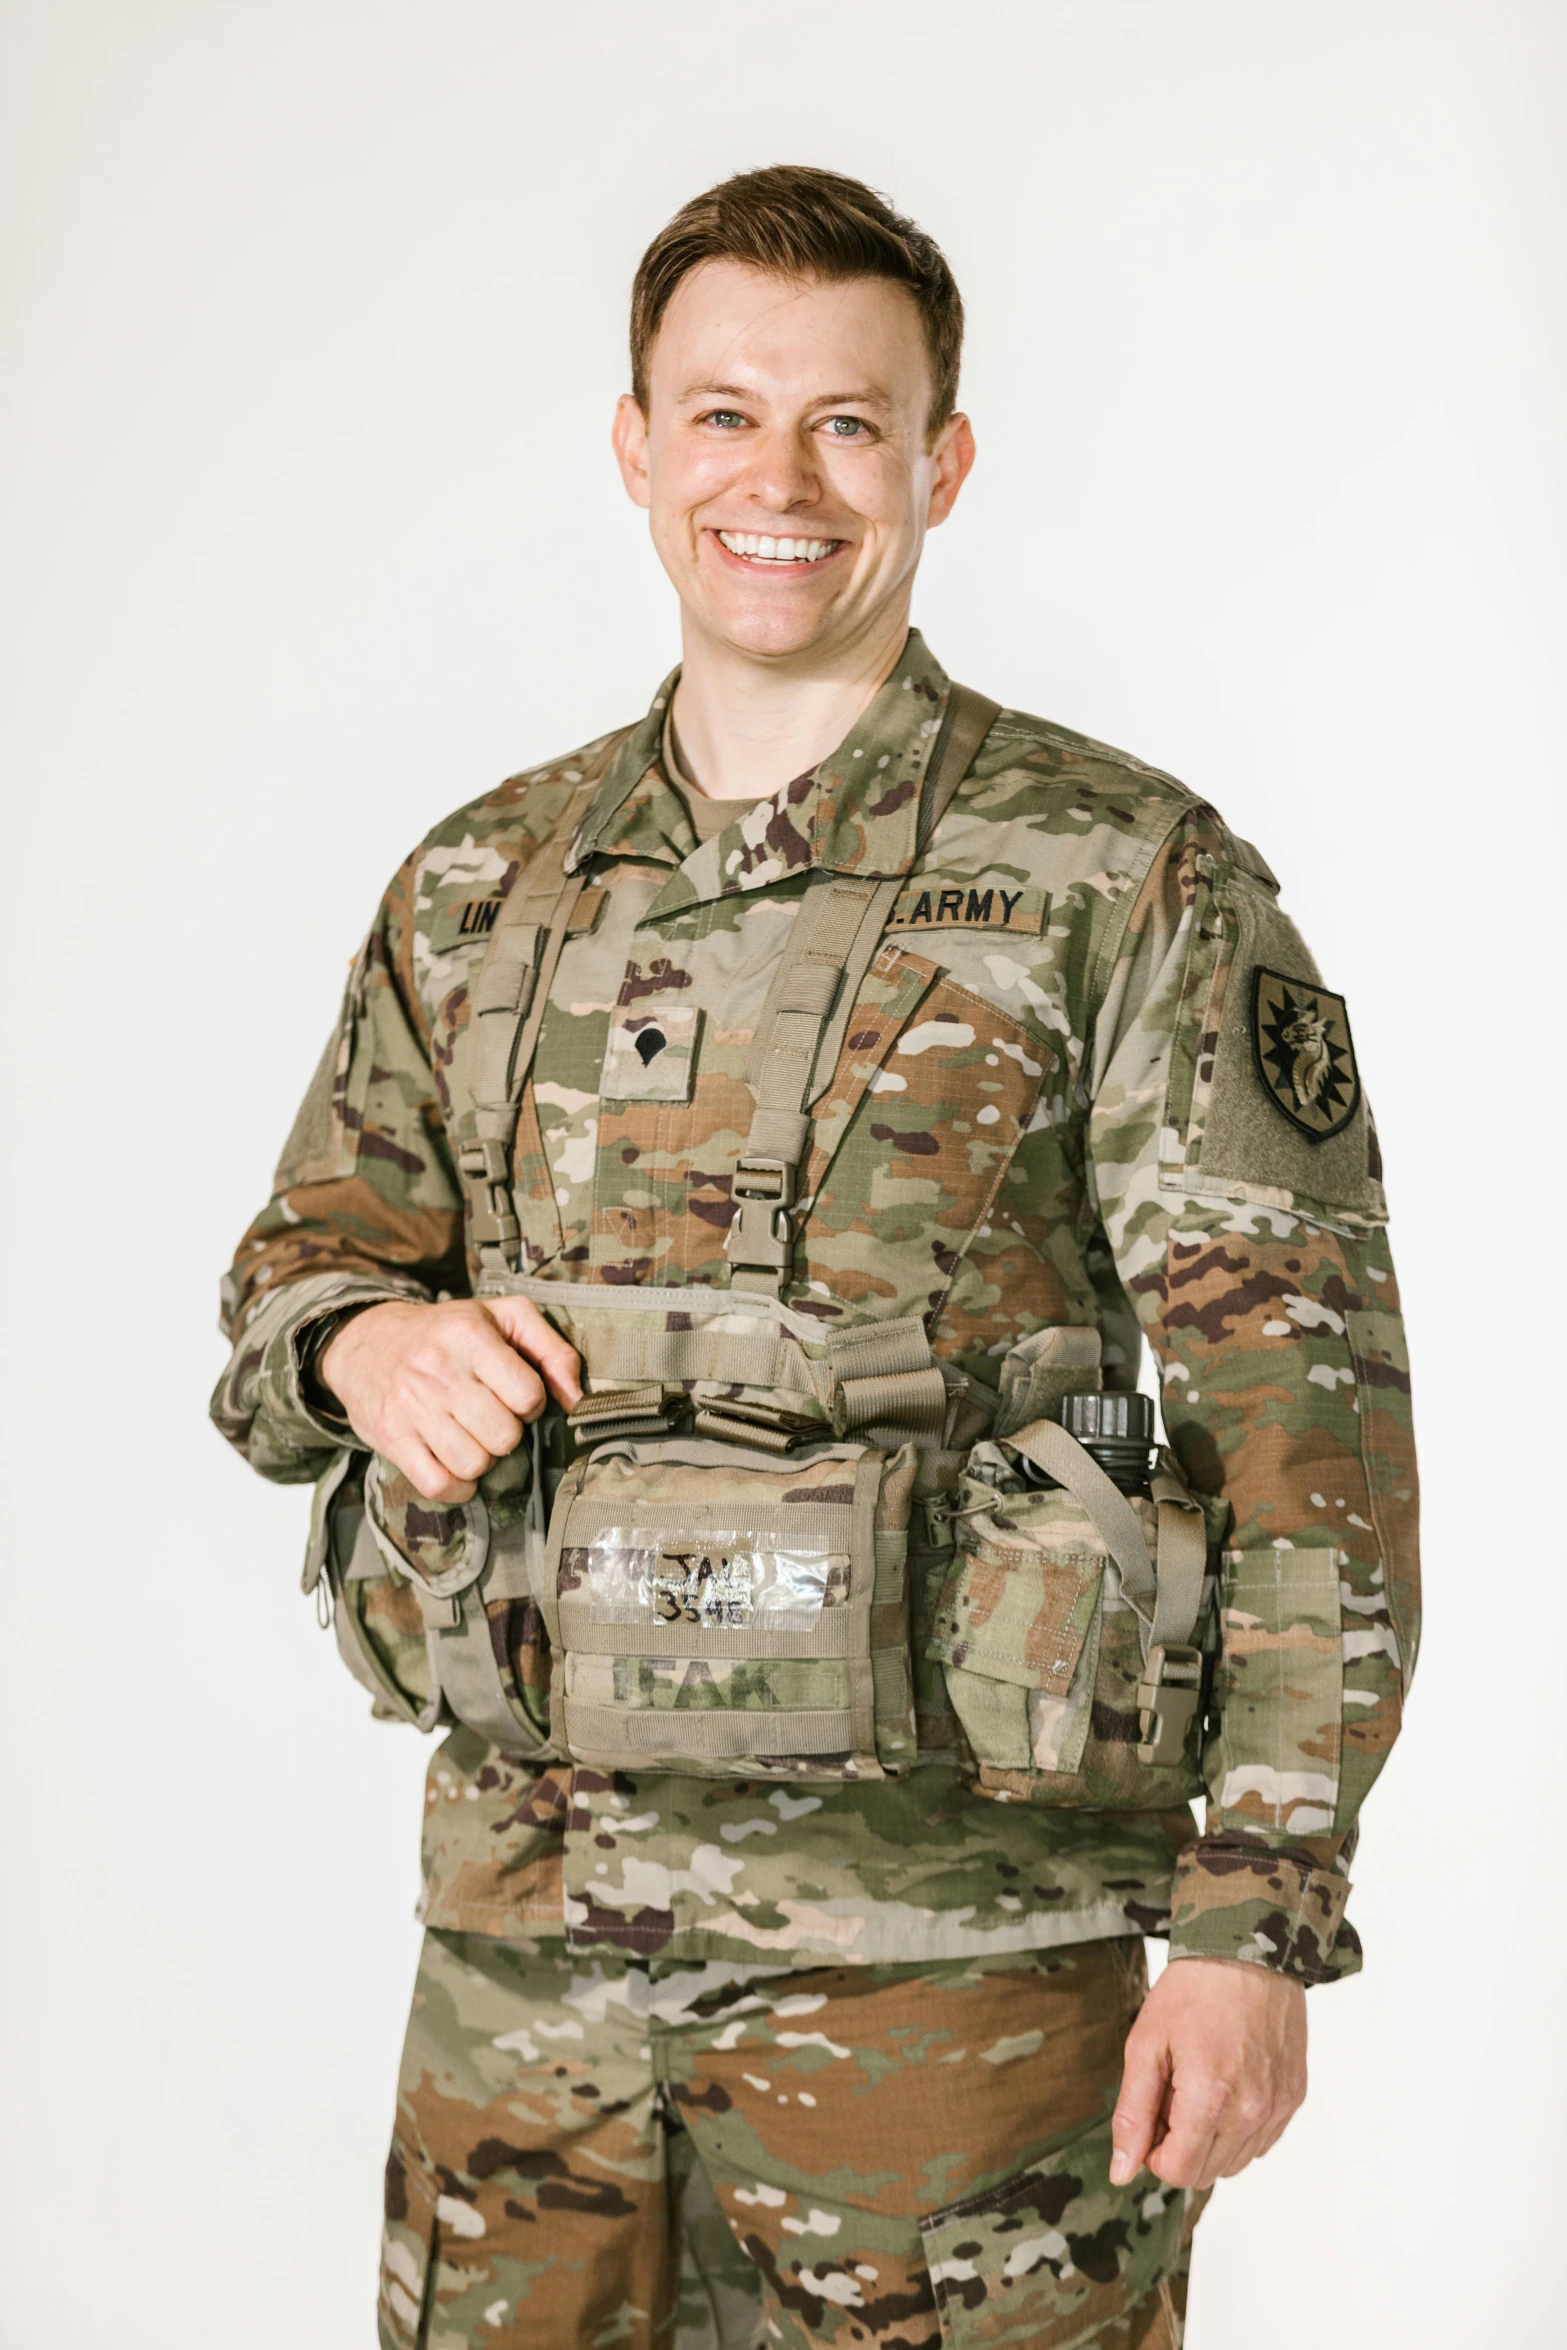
[379,1930,1205,2350]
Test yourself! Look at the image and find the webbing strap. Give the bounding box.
[725,684,1000,1299]
[846,1451,883,1766]
[457,777,602,1275]
[1002,1418,1159,1630]
[1000,1422,1211,1670]
[563,1704,858,1759]
[429,1586,541,1752]
[727,874,888,1291]
[1149,1473,1209,1654]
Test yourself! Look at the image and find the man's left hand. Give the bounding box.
[1109,1956,1307,2189]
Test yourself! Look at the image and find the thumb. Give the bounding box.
[1110,2016,1169,2186]
[484,1296,582,1411]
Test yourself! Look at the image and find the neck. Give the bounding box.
[669,605,912,800]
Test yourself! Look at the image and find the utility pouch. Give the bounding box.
[927,1427,1222,1808]
[541,1434,919,1778]
[302,1441,556,1753]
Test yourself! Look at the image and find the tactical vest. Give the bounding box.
[305,690,1220,1807]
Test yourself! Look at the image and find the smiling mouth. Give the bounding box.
[714,530,844,566]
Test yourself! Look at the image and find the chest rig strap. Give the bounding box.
[725,683,1001,1299]
[457,774,605,1278]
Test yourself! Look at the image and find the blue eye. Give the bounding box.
[825,416,868,438]
[705,410,747,429]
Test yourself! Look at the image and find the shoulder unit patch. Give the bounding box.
[1251,968,1361,1141]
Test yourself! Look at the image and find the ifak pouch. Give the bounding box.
[539,1433,918,1778]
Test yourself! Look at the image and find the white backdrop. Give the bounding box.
[3,3,1563,2343]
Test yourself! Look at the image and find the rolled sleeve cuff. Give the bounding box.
[1167,1839,1361,1986]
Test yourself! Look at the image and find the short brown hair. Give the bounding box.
[630,165,964,435]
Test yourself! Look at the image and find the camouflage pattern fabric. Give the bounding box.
[212,629,1418,1984]
[381,1927,1200,2349]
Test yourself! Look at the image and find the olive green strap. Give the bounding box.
[423,1514,553,1753]
[564,1706,858,1760]
[725,684,1000,1299]
[1135,1468,1213,1768]
[457,778,601,1276]
[1001,1421,1211,1712]
[1002,1417,1159,1631]
[726,874,890,1293]
[846,1451,884,1766]
[1149,1471,1209,1653]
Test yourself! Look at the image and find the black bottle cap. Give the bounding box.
[1057,1392,1156,1447]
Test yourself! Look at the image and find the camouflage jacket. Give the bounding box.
[212,630,1418,1984]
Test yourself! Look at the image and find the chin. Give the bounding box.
[700,597,840,662]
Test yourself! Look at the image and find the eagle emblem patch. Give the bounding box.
[1251,968,1360,1141]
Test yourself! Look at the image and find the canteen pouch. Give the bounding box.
[928,1444,1222,1808]
[542,1434,919,1778]
[302,1443,556,1752]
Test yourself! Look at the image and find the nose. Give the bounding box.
[739,420,821,517]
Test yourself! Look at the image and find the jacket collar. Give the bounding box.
[567,630,952,911]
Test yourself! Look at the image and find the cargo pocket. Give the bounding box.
[919,2109,1189,2350]
[928,1469,1215,1810]
[545,1435,917,1779]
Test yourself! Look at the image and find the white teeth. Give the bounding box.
[717,531,837,564]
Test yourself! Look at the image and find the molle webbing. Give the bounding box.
[726,684,1000,1298]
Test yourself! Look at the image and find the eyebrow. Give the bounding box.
[679,381,895,412]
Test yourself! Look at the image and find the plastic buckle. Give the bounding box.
[458,1140,511,1182]
[1135,1642,1204,1768]
[469,1192,520,1251]
[725,1157,796,1276]
[731,1157,794,1208]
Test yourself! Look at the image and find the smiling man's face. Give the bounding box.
[614,261,974,670]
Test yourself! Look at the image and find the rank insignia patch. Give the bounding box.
[1252,968,1361,1141]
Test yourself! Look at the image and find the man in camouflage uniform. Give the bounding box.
[213,167,1418,2349]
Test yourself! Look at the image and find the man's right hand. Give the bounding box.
[319,1298,582,1504]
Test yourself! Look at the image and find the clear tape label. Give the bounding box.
[573,1530,846,1629]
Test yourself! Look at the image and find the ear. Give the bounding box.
[926,411,976,529]
[612,392,652,510]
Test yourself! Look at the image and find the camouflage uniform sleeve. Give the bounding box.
[1088,805,1419,1984]
[209,851,468,1484]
